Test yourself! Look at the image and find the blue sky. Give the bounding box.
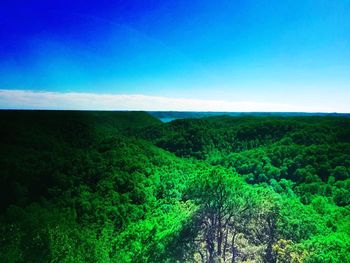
[0,0,349,111]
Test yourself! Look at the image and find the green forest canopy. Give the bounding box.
[0,110,349,262]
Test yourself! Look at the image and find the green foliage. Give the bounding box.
[0,111,349,262]
[301,233,350,263]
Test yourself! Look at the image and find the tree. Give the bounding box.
[188,168,258,262]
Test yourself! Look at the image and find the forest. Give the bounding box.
[0,110,349,263]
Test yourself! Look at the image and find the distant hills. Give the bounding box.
[148,111,350,122]
[0,110,161,133]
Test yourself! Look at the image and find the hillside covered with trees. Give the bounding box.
[0,111,349,262]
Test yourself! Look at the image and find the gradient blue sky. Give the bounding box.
[1,0,349,111]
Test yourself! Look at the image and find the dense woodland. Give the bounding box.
[0,110,349,262]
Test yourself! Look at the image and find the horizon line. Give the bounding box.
[0,109,349,114]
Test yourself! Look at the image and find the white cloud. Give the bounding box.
[0,89,342,112]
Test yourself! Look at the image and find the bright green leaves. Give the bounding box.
[301,233,350,263]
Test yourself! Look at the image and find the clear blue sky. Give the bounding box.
[0,0,349,111]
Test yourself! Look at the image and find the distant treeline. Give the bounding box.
[148,111,350,122]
